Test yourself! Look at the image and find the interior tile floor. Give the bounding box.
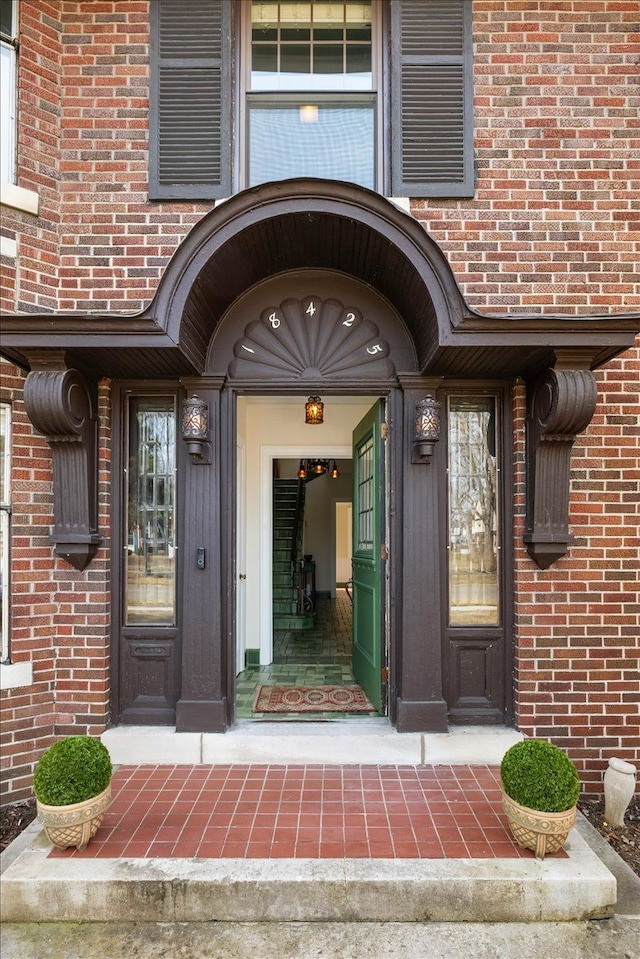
[236,590,372,720]
[49,763,554,862]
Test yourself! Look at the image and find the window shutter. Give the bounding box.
[149,0,232,200]
[391,0,474,197]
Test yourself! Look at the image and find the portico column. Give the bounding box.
[175,376,227,732]
[395,375,448,732]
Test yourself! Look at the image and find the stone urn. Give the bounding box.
[604,757,636,828]
[501,791,577,860]
[36,784,112,851]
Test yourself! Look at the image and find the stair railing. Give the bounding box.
[290,478,306,614]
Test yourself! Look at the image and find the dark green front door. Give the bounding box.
[352,401,385,714]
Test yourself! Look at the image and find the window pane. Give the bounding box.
[0,0,14,39]
[0,40,16,183]
[280,43,311,75]
[357,436,374,551]
[0,403,9,505]
[249,102,374,188]
[126,397,176,626]
[250,0,372,91]
[0,402,10,662]
[314,44,343,75]
[448,397,499,626]
[252,43,278,76]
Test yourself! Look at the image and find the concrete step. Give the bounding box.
[0,820,616,924]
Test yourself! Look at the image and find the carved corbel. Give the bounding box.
[23,355,102,570]
[524,359,597,569]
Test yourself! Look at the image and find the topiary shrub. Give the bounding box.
[33,736,112,806]
[500,739,580,813]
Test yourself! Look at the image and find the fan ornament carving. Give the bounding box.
[229,296,395,380]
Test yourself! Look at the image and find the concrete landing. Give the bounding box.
[0,820,616,924]
[101,721,524,766]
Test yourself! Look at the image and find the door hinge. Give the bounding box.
[381,543,388,561]
[381,421,388,440]
[381,667,389,684]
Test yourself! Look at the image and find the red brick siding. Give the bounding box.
[514,342,640,794]
[0,363,111,803]
[0,1,638,799]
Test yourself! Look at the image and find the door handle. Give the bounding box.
[239,574,247,580]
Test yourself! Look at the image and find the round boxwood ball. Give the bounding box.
[34,736,112,806]
[501,739,580,813]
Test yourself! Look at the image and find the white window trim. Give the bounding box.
[0,0,18,185]
[0,661,33,690]
[0,180,39,215]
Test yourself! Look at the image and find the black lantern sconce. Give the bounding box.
[182,394,212,464]
[305,396,324,425]
[413,394,441,464]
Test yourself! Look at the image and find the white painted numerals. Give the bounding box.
[268,311,281,329]
[343,312,356,327]
[367,343,383,355]
[305,301,316,317]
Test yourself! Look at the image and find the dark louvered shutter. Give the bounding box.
[149,0,231,200]
[391,0,473,197]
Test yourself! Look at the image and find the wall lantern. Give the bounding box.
[182,394,211,464]
[413,394,441,464]
[305,396,324,425]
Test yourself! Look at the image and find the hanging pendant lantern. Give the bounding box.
[305,396,324,425]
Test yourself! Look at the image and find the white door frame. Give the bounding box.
[235,435,247,675]
[259,444,352,665]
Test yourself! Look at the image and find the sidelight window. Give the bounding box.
[125,397,177,626]
[0,402,10,661]
[447,396,499,626]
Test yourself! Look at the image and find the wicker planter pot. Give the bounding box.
[36,784,111,851]
[501,790,576,860]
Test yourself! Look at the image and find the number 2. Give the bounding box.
[343,312,356,327]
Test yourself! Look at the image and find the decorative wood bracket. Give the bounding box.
[23,355,102,570]
[524,356,598,569]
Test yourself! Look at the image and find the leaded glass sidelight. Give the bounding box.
[125,397,176,625]
[447,396,499,626]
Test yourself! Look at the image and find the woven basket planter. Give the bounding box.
[36,784,111,851]
[501,791,576,860]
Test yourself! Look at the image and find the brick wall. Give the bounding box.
[513,343,640,794]
[0,1,638,798]
[2,1,637,315]
[0,362,111,803]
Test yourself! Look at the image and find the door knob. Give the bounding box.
[239,574,247,580]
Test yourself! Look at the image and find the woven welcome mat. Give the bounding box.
[253,684,377,714]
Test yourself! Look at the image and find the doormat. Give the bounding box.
[253,684,377,713]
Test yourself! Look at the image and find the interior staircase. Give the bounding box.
[272,477,314,630]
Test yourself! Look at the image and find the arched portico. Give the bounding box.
[3,180,637,733]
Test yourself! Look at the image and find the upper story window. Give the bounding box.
[247,2,376,189]
[149,0,473,201]
[0,0,17,184]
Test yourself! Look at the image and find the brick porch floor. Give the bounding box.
[49,763,560,862]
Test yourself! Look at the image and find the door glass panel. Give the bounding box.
[447,396,499,626]
[125,397,176,625]
[356,435,374,551]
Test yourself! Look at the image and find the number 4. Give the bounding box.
[306,301,316,316]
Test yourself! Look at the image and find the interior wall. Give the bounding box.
[303,468,352,594]
[237,396,375,656]
[335,501,352,585]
